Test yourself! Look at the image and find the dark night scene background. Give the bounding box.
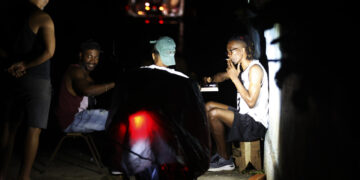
[1,0,359,179]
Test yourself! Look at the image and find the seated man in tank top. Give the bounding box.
[56,40,115,133]
[203,35,269,172]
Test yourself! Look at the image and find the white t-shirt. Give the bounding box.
[140,64,189,78]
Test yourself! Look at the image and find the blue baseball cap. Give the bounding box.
[151,36,176,66]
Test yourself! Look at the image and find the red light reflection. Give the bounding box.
[129,110,157,141]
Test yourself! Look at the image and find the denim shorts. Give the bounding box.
[64,109,109,133]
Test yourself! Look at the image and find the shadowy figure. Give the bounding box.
[103,36,211,179]
[0,0,55,179]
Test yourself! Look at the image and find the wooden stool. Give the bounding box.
[232,140,262,172]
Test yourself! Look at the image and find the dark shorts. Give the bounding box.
[1,75,52,129]
[227,106,267,142]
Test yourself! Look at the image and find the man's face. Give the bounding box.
[226,40,244,65]
[80,49,100,72]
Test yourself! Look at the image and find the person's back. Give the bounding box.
[103,36,211,179]
[104,67,210,179]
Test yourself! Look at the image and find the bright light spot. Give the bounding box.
[133,116,145,129]
[158,19,164,24]
[137,11,145,15]
[145,6,150,11]
[159,6,164,11]
[129,110,157,141]
[145,19,150,24]
[145,2,150,6]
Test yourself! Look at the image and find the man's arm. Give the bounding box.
[229,64,263,108]
[204,72,229,84]
[70,67,115,97]
[7,12,55,77]
[25,12,55,69]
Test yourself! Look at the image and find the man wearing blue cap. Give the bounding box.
[103,36,211,178]
[142,36,188,78]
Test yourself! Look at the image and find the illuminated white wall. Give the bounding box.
[264,23,281,180]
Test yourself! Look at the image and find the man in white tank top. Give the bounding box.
[204,35,269,172]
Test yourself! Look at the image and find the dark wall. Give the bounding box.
[265,0,360,179]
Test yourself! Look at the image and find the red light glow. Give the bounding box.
[145,19,150,24]
[158,20,164,24]
[129,111,157,141]
[116,123,127,143]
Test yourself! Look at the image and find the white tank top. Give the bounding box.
[236,60,269,128]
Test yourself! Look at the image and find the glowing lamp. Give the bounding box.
[137,11,145,15]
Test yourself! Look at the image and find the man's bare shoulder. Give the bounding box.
[249,64,263,73]
[31,10,53,27]
[249,64,264,82]
[66,65,85,79]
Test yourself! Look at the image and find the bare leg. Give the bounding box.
[18,127,41,180]
[0,120,22,180]
[205,101,235,160]
[208,110,228,159]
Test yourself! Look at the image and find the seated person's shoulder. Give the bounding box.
[67,65,85,78]
[250,64,264,73]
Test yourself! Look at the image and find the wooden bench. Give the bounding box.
[232,140,262,172]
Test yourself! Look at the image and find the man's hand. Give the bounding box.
[8,61,27,78]
[203,76,212,84]
[226,59,240,81]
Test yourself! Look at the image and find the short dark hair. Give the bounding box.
[79,39,102,53]
[228,34,255,60]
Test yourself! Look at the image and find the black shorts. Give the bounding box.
[227,106,267,142]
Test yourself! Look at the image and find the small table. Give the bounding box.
[200,83,219,92]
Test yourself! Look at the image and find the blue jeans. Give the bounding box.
[64,109,108,133]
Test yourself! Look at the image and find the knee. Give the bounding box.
[205,101,216,112]
[208,108,219,122]
[208,109,223,132]
[28,127,42,137]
